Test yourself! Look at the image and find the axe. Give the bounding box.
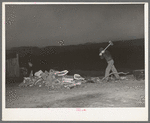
[100,41,113,55]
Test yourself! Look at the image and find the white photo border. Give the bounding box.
[2,2,149,121]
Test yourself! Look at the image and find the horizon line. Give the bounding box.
[6,38,144,50]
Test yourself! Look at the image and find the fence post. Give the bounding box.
[16,54,20,77]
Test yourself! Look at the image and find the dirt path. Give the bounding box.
[6,79,145,108]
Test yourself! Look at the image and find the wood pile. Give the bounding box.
[19,69,86,90]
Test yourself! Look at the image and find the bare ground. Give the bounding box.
[6,79,145,108]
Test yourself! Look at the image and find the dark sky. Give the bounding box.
[6,4,144,49]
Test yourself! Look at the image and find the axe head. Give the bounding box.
[109,41,113,46]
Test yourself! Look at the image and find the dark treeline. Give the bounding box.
[6,38,144,72]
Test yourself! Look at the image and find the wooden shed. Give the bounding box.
[6,54,20,77]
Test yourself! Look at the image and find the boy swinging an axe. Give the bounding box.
[99,41,120,82]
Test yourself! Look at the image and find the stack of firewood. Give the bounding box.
[19,69,86,90]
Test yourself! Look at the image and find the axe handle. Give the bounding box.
[103,44,111,52]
